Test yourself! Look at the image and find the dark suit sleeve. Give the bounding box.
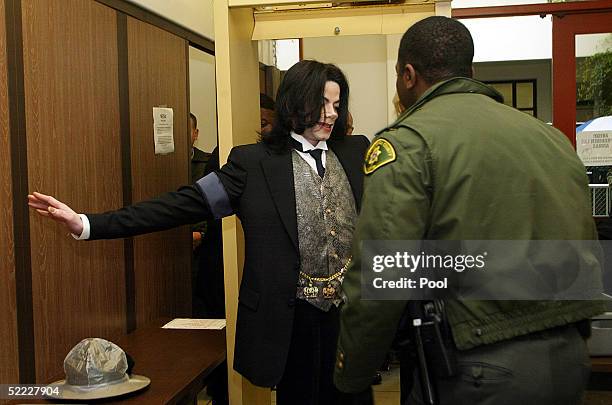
[88,185,213,240]
[87,146,248,240]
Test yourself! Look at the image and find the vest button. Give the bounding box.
[474,328,483,337]
[325,208,332,214]
[330,230,337,236]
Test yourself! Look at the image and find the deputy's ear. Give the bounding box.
[401,63,418,89]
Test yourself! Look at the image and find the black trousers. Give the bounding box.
[407,325,590,405]
[276,300,341,405]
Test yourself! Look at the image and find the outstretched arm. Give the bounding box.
[28,185,213,240]
[27,146,248,241]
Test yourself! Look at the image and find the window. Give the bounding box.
[484,79,537,117]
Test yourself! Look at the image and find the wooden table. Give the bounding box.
[11,319,226,404]
[585,356,612,404]
[591,356,612,374]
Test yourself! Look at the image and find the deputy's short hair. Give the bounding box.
[398,16,474,84]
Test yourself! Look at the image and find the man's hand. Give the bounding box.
[27,192,84,236]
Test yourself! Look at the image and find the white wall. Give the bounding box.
[189,47,218,152]
[459,15,610,63]
[127,0,214,40]
[386,34,402,124]
[303,35,390,139]
[462,15,552,62]
[276,39,300,71]
[258,40,275,66]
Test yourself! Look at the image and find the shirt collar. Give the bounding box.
[291,132,328,152]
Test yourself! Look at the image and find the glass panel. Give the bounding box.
[516,82,534,109]
[575,33,612,124]
[575,33,612,184]
[489,83,513,106]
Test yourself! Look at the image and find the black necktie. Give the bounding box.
[308,149,325,178]
[289,138,325,178]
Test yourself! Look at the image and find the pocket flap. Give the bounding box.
[239,286,260,311]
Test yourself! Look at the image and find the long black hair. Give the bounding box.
[262,60,349,151]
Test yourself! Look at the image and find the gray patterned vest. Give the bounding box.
[292,149,357,311]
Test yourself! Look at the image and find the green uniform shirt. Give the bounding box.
[334,77,606,393]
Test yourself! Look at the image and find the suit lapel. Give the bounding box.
[330,139,364,211]
[260,149,299,251]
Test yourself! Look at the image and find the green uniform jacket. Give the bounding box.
[334,77,606,392]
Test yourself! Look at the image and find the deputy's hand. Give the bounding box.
[27,192,84,236]
[192,231,202,250]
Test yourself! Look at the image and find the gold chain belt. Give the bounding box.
[299,257,352,282]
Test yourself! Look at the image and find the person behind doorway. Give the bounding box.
[334,16,605,405]
[260,93,276,136]
[190,112,212,254]
[28,60,371,405]
[190,112,212,183]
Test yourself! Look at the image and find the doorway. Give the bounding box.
[552,10,612,145]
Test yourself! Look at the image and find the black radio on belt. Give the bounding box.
[418,301,458,379]
[403,300,458,405]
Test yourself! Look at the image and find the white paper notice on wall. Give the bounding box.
[577,130,612,166]
[153,107,174,155]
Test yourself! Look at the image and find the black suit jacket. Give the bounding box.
[191,146,212,183]
[87,135,370,386]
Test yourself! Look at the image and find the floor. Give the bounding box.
[197,365,401,405]
[197,365,612,404]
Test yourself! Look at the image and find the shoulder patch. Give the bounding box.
[364,138,396,175]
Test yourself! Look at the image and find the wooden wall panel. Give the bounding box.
[126,17,191,327]
[0,0,19,386]
[22,0,126,382]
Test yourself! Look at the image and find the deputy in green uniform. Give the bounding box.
[334,16,605,405]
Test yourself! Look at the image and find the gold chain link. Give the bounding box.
[299,257,352,282]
